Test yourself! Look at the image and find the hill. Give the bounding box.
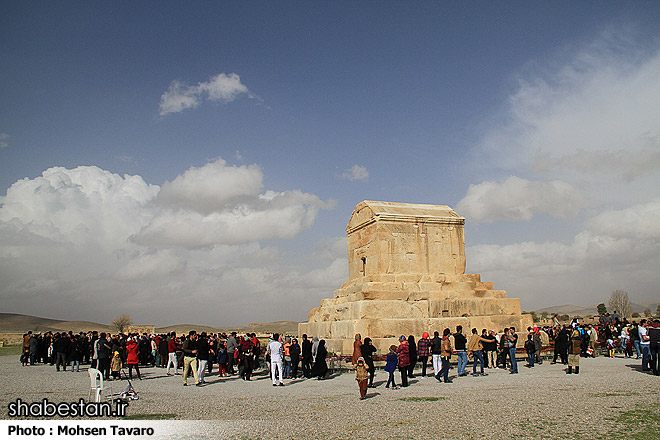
[0,313,301,335]
[535,300,660,317]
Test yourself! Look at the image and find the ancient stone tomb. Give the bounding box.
[298,201,532,354]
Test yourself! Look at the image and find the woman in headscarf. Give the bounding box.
[311,340,328,380]
[417,332,431,377]
[351,334,362,365]
[407,335,417,378]
[360,337,377,387]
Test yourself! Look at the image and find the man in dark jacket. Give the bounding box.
[182,331,200,386]
[54,333,70,372]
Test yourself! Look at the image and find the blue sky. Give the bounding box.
[1,2,659,326]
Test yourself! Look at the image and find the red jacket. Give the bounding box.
[126,340,139,365]
[397,341,410,367]
[168,338,179,353]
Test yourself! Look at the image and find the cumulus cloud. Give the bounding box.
[341,164,369,182]
[461,33,660,308]
[0,160,338,325]
[0,133,9,148]
[157,159,264,213]
[138,158,334,248]
[158,73,250,116]
[468,199,660,307]
[456,176,582,223]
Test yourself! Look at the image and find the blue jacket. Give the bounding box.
[384,352,398,373]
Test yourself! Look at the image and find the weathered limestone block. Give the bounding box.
[299,201,532,354]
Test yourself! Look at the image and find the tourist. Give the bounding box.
[483,330,498,369]
[238,335,254,381]
[454,326,468,377]
[196,332,211,384]
[431,331,442,378]
[533,327,543,364]
[251,333,261,370]
[355,357,369,400]
[283,337,292,378]
[407,335,417,378]
[166,332,180,375]
[631,322,641,359]
[361,337,377,387]
[157,334,167,368]
[54,332,69,372]
[290,338,301,378]
[567,328,581,374]
[311,339,328,380]
[226,332,239,375]
[110,351,122,380]
[467,328,490,376]
[524,334,536,368]
[639,320,650,371]
[68,334,81,372]
[436,328,452,383]
[417,332,431,377]
[552,326,568,364]
[620,325,631,358]
[396,335,410,387]
[498,327,509,369]
[301,334,313,378]
[181,331,200,386]
[649,319,660,376]
[311,336,320,360]
[216,342,227,377]
[384,345,399,389]
[507,327,519,374]
[126,336,142,380]
[352,334,362,365]
[28,332,38,366]
[150,335,158,367]
[268,332,285,386]
[22,331,31,366]
[606,337,615,358]
[588,325,598,358]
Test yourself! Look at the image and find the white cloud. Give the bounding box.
[467,198,660,308]
[0,133,10,148]
[0,161,339,325]
[158,73,250,116]
[157,158,264,213]
[456,176,582,223]
[461,34,660,309]
[341,164,369,182]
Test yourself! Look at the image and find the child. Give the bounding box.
[355,356,370,400]
[607,338,615,358]
[384,345,399,389]
[110,351,122,380]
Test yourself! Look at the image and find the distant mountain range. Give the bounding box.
[0,313,300,334]
[534,300,660,317]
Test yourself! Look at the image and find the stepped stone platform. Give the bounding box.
[299,201,532,354]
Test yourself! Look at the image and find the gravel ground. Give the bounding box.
[1,354,658,439]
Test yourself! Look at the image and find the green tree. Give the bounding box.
[541,311,549,321]
[632,312,641,318]
[644,308,652,317]
[597,303,607,315]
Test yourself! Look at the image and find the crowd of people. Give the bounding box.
[17,316,660,399]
